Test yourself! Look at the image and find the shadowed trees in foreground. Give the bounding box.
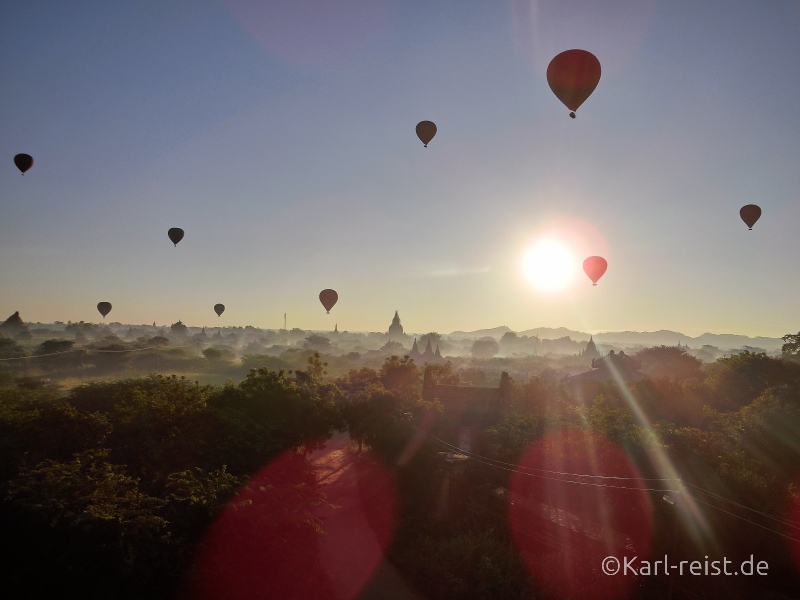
[0,349,799,599]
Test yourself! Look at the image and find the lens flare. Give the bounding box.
[508,429,653,600]
[189,443,396,600]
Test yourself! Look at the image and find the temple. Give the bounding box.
[423,370,511,424]
[409,337,443,364]
[566,350,644,401]
[579,335,601,358]
[0,311,28,334]
[388,310,404,341]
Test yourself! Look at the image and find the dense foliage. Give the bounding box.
[0,348,798,598]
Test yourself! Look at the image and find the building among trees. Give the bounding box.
[423,370,511,425]
[409,338,443,364]
[1,311,29,334]
[170,320,188,337]
[388,311,404,341]
[579,335,601,359]
[566,350,644,401]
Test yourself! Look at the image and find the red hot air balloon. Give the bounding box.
[416,121,437,147]
[583,256,607,286]
[97,302,112,318]
[547,50,601,118]
[740,205,761,230]
[168,228,184,246]
[319,289,338,313]
[14,154,34,174]
[214,304,225,317]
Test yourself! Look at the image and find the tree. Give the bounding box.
[34,339,76,371]
[486,412,542,464]
[334,367,380,394]
[500,331,519,345]
[634,345,703,380]
[303,334,332,352]
[705,351,800,411]
[222,368,341,454]
[471,338,499,359]
[202,347,223,361]
[341,383,410,458]
[379,340,406,355]
[0,337,26,359]
[36,339,74,355]
[419,332,443,348]
[379,355,419,400]
[304,352,328,381]
[3,449,172,597]
[423,361,460,386]
[782,331,800,361]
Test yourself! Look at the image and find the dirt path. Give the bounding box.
[308,433,422,600]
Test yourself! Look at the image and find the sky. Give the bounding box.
[2,0,799,338]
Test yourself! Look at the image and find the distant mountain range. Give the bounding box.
[444,327,785,352]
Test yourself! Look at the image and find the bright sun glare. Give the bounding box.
[522,239,576,292]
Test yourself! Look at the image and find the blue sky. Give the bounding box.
[2,0,799,338]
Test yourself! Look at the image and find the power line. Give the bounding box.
[417,427,800,540]
[420,428,679,482]
[0,344,184,361]
[680,491,800,544]
[682,481,799,531]
[422,431,679,493]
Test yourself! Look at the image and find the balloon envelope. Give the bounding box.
[168,228,184,246]
[547,50,601,117]
[97,302,112,318]
[416,121,437,147]
[583,256,607,286]
[319,289,338,313]
[740,204,761,230]
[214,303,225,317]
[14,153,33,174]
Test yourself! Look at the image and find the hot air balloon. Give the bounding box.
[583,256,607,286]
[214,304,225,317]
[168,228,184,246]
[14,154,33,174]
[319,289,338,313]
[97,302,112,318]
[547,50,601,118]
[740,205,761,230]
[416,121,437,147]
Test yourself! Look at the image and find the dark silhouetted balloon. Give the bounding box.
[547,50,601,118]
[319,289,338,313]
[416,121,437,147]
[97,302,112,318]
[214,304,225,317]
[740,204,761,230]
[583,256,607,286]
[168,228,184,246]
[14,154,33,174]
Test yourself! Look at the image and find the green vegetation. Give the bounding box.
[0,340,799,598]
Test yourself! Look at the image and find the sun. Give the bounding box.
[522,238,577,292]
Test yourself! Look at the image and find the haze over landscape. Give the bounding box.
[2,2,800,600]
[3,1,800,337]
